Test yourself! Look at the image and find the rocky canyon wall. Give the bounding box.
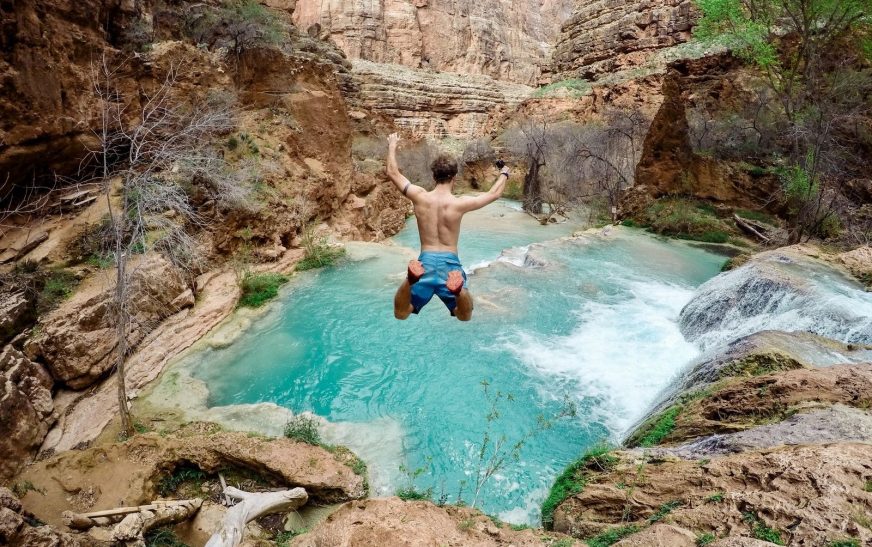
[349,60,531,138]
[293,0,575,86]
[547,0,697,82]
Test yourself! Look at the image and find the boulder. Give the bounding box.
[24,254,189,389]
[0,345,57,481]
[0,487,100,546]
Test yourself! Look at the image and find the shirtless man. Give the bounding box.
[385,132,510,321]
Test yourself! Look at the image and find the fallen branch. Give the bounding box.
[206,486,308,547]
[733,214,771,243]
[111,499,202,544]
[63,499,202,530]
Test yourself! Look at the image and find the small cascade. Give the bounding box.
[679,250,872,350]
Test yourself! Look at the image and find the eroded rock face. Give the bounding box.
[553,443,872,545]
[294,0,575,85]
[23,254,189,390]
[291,497,574,546]
[0,346,57,481]
[349,60,532,138]
[548,0,696,82]
[18,430,366,527]
[0,487,99,546]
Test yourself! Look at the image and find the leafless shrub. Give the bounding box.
[396,139,440,189]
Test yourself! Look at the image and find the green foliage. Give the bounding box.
[133,420,151,434]
[296,225,346,271]
[696,533,716,546]
[829,540,860,547]
[11,481,45,498]
[541,444,617,528]
[458,518,476,531]
[533,79,592,98]
[145,527,189,547]
[864,480,872,492]
[648,500,683,523]
[38,270,79,313]
[633,405,681,447]
[818,213,842,239]
[645,198,732,243]
[503,178,524,201]
[283,414,322,445]
[396,486,432,501]
[743,512,785,545]
[511,523,533,531]
[549,539,575,547]
[185,0,285,55]
[238,272,288,308]
[621,219,643,228]
[275,529,307,546]
[705,492,725,503]
[584,525,641,547]
[157,465,206,497]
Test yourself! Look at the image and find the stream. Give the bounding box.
[148,201,729,524]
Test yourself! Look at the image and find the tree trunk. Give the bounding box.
[115,238,133,438]
[206,487,308,547]
[523,158,543,214]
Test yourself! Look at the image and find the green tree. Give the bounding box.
[695,0,872,241]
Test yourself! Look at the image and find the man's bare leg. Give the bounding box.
[454,289,473,321]
[395,260,424,320]
[446,270,473,321]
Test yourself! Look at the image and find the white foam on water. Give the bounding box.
[505,279,701,436]
[467,245,532,274]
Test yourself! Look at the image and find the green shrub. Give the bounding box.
[396,486,432,501]
[585,525,641,547]
[503,178,524,201]
[145,527,189,547]
[631,405,681,447]
[648,500,683,523]
[645,198,733,242]
[297,226,345,271]
[829,540,860,547]
[283,414,322,445]
[156,465,206,497]
[704,492,724,503]
[541,444,617,527]
[533,79,592,98]
[735,208,777,225]
[238,272,288,308]
[864,480,872,492]
[696,533,716,546]
[38,270,78,312]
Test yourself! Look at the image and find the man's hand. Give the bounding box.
[388,132,401,150]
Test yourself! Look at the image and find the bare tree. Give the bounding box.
[89,55,236,436]
[505,118,549,214]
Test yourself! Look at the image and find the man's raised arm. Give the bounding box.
[458,164,511,212]
[385,133,423,200]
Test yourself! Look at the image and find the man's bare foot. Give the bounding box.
[408,260,425,284]
[446,270,464,295]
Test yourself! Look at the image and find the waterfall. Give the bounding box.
[679,250,872,350]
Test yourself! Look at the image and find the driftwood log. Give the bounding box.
[63,499,202,545]
[206,486,308,547]
[733,213,772,243]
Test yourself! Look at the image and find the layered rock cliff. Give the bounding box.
[349,60,531,138]
[293,0,575,85]
[547,0,697,82]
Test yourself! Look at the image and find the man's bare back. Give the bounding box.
[384,133,510,320]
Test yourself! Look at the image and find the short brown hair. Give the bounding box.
[430,154,458,184]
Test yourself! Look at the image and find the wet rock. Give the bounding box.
[627,364,872,447]
[0,345,57,481]
[553,443,872,546]
[24,254,189,389]
[628,330,872,442]
[656,405,872,459]
[18,430,366,527]
[679,246,872,350]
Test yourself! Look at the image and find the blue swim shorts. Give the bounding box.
[410,251,468,315]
